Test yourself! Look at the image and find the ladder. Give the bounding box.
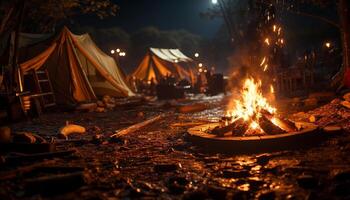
[33,69,56,108]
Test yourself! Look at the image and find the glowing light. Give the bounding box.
[116,48,121,53]
[174,59,179,63]
[260,57,266,66]
[270,85,274,93]
[263,64,268,71]
[198,63,203,67]
[264,38,270,45]
[111,50,115,54]
[199,68,203,73]
[119,52,126,57]
[211,0,218,4]
[325,42,331,48]
[273,25,277,32]
[194,53,199,58]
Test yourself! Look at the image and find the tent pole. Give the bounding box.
[11,0,25,94]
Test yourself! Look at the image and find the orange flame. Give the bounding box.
[226,78,276,134]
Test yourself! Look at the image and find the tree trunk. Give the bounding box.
[339,0,350,88]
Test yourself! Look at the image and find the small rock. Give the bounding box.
[0,126,11,143]
[13,132,36,143]
[154,163,179,173]
[297,174,318,189]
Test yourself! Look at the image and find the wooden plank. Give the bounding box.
[111,114,164,138]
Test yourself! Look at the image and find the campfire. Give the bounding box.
[211,78,297,136]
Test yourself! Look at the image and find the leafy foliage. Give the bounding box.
[20,0,118,32]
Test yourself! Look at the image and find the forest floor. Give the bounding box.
[1,93,350,200]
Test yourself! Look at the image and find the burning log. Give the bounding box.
[211,123,235,137]
[211,118,249,136]
[271,118,297,132]
[259,114,286,135]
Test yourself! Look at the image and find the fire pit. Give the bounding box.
[186,78,331,153]
[187,122,323,153]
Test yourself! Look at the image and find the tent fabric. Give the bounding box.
[19,27,134,104]
[131,48,194,82]
[169,49,193,62]
[131,54,172,83]
[71,33,134,97]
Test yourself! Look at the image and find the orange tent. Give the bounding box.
[20,27,134,104]
[130,48,195,83]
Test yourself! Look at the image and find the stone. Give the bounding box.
[297,175,318,189]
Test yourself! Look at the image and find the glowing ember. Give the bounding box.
[226,78,277,134]
[264,38,270,45]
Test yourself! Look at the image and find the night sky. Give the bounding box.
[76,0,223,38]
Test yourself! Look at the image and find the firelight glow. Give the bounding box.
[226,78,276,134]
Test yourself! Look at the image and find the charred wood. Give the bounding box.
[259,115,286,135]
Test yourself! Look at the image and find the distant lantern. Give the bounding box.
[175,59,179,63]
[111,50,115,54]
[194,53,199,58]
[116,48,121,53]
[199,68,203,73]
[325,42,331,48]
[198,63,203,67]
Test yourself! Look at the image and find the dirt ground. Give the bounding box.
[1,94,350,200]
